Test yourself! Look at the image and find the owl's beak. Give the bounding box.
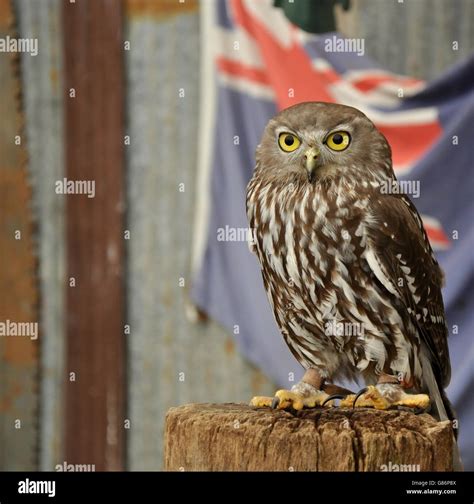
[304,147,320,182]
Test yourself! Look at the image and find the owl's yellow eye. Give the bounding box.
[278,133,301,152]
[326,131,351,151]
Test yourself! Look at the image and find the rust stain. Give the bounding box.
[251,369,270,395]
[126,0,198,19]
[224,337,235,355]
[50,67,58,87]
[0,0,38,368]
[0,383,22,413]
[3,334,37,366]
[0,168,38,366]
[0,0,13,26]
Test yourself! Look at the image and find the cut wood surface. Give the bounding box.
[165,403,453,471]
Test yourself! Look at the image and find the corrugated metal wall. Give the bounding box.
[337,0,474,79]
[10,0,473,470]
[14,0,274,471]
[124,6,274,470]
[15,0,64,471]
[0,0,39,471]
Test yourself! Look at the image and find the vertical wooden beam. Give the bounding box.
[63,0,125,471]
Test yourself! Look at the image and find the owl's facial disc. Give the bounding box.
[257,103,393,187]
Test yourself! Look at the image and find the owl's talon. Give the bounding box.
[274,389,305,410]
[321,394,347,407]
[352,387,369,409]
[343,384,430,411]
[250,385,332,410]
[249,396,274,408]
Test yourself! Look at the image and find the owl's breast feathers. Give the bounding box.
[246,174,450,387]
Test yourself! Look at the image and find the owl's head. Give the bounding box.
[256,102,392,184]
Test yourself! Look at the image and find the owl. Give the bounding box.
[246,102,455,425]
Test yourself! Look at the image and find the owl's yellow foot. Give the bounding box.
[250,382,333,410]
[340,384,430,411]
[250,396,274,408]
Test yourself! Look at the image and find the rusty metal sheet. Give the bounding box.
[15,0,65,471]
[0,0,39,471]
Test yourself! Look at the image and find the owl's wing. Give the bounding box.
[364,194,451,387]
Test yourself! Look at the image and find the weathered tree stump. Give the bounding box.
[164,403,453,471]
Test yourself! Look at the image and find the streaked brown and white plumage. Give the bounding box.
[246,102,453,420]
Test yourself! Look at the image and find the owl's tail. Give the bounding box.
[420,346,463,471]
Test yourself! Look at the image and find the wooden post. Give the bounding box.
[63,0,125,470]
[165,404,453,471]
